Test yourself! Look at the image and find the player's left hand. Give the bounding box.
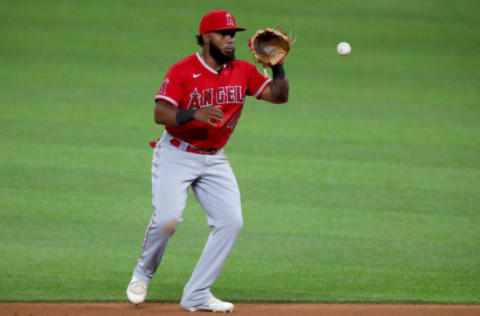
[248,26,293,67]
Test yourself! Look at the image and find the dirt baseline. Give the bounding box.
[1,303,479,316]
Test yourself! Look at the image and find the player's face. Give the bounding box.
[211,30,236,54]
[208,30,236,63]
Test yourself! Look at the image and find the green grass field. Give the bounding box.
[1,0,479,304]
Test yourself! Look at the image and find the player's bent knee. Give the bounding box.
[162,219,180,236]
[227,214,243,233]
[153,216,181,237]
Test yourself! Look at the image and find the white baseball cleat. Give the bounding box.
[126,279,147,305]
[183,297,234,313]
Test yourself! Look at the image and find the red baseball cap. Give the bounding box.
[199,10,246,35]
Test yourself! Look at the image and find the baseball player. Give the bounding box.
[127,10,289,312]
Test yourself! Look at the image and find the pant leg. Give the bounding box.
[180,152,243,308]
[132,143,202,283]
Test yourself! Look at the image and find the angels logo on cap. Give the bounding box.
[226,13,234,26]
[199,10,246,35]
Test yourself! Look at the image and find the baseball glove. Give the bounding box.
[248,27,292,67]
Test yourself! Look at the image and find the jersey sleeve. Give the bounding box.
[245,63,272,99]
[154,65,184,107]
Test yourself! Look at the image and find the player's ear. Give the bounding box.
[202,34,210,46]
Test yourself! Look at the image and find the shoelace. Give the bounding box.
[131,282,147,295]
[203,297,226,306]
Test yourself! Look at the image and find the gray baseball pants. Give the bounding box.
[132,131,243,308]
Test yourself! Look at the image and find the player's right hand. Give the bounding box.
[194,106,224,126]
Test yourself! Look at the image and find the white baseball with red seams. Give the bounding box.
[337,42,351,56]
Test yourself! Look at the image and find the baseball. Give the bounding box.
[337,42,351,56]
